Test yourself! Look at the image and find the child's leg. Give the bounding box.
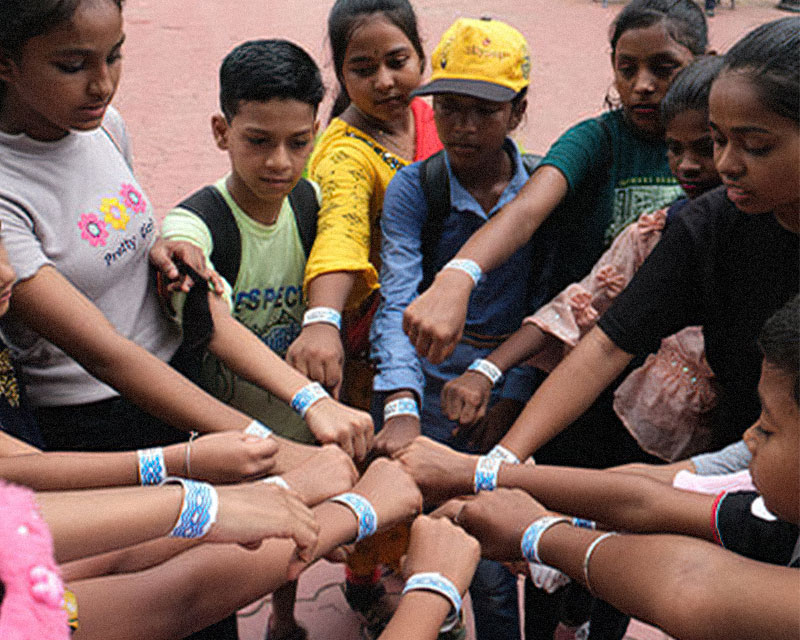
[269,580,305,639]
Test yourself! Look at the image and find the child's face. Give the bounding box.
[665,108,719,199]
[433,94,523,173]
[743,360,800,524]
[340,14,422,125]
[0,0,123,141]
[709,73,800,224]
[213,99,317,214]
[613,24,694,139]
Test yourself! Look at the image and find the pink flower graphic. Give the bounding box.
[120,183,146,214]
[77,213,109,247]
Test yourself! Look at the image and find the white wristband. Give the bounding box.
[473,455,502,493]
[137,447,166,485]
[384,398,419,422]
[442,258,482,287]
[302,307,342,330]
[162,477,219,539]
[262,475,291,491]
[244,420,273,439]
[487,444,520,465]
[290,382,330,418]
[468,358,503,386]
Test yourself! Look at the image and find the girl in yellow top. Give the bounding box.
[287,0,442,409]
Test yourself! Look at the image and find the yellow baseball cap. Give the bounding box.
[412,17,531,102]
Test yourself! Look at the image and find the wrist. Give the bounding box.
[521,515,571,564]
[329,491,378,542]
[302,307,342,330]
[468,358,503,387]
[440,258,482,288]
[384,396,420,422]
[291,382,330,418]
[432,268,475,296]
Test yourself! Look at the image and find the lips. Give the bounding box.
[79,104,108,119]
[630,104,658,116]
[723,182,754,206]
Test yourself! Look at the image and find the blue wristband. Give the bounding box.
[137,447,166,485]
[487,444,520,465]
[383,398,419,422]
[330,492,378,542]
[473,455,502,493]
[442,258,482,287]
[302,307,342,330]
[290,382,330,418]
[403,572,463,632]
[163,478,219,539]
[571,517,597,529]
[244,420,273,439]
[521,516,571,565]
[467,358,503,386]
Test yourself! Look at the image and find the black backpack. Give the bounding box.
[175,178,319,286]
[417,150,543,292]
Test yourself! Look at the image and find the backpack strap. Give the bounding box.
[419,151,451,293]
[287,178,319,258]
[176,186,241,286]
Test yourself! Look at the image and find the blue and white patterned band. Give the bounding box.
[291,382,330,418]
[521,516,571,565]
[164,478,219,539]
[302,307,342,330]
[467,358,503,386]
[571,517,597,529]
[383,398,420,422]
[442,258,482,287]
[487,444,521,465]
[473,455,502,493]
[244,420,273,439]
[137,447,166,486]
[330,492,378,542]
[403,572,463,632]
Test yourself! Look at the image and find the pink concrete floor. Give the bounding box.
[113,1,782,638]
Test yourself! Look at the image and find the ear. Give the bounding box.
[211,114,230,151]
[0,51,17,84]
[508,98,527,132]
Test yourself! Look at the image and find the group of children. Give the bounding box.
[0,0,796,639]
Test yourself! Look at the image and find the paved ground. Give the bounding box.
[114,1,783,638]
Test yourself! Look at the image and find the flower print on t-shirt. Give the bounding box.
[100,196,130,230]
[77,213,109,247]
[119,183,146,214]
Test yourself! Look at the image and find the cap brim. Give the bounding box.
[411,77,517,102]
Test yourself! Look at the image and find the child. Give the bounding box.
[404,0,707,363]
[442,56,725,462]
[371,17,549,640]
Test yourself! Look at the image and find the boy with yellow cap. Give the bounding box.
[370,17,557,640]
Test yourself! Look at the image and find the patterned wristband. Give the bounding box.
[262,476,291,491]
[487,444,520,465]
[384,398,419,422]
[244,420,273,439]
[403,572,463,632]
[291,382,330,418]
[137,447,166,485]
[163,477,219,539]
[521,516,571,565]
[467,359,503,386]
[571,517,597,529]
[330,492,378,542]
[474,455,502,493]
[442,258,482,287]
[302,307,342,330]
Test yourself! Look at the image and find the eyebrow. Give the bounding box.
[347,45,411,63]
[709,121,774,136]
[55,34,126,57]
[242,126,314,136]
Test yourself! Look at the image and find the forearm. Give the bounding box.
[487,323,558,372]
[380,592,452,640]
[500,326,633,459]
[62,538,198,581]
[305,271,357,311]
[539,527,800,640]
[38,485,185,563]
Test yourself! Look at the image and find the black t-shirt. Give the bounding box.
[599,186,799,446]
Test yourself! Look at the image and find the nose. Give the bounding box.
[632,68,656,95]
[714,141,745,180]
[678,153,702,177]
[742,424,758,455]
[374,63,395,93]
[88,63,115,101]
[265,143,292,171]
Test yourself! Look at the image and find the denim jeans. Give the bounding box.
[470,559,522,640]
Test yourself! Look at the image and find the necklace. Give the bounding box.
[348,105,415,161]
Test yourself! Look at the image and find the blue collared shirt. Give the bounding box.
[371,140,553,413]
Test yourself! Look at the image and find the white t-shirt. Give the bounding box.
[0,108,181,407]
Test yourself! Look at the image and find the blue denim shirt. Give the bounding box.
[371,140,553,426]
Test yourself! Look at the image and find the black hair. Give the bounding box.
[610,0,707,59]
[0,0,123,103]
[219,39,324,121]
[758,294,800,405]
[718,17,799,124]
[327,0,424,120]
[660,55,723,127]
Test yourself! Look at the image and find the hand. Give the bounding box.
[442,372,492,428]
[402,271,472,364]
[394,437,476,506]
[353,458,422,530]
[181,431,279,483]
[458,398,525,453]
[403,515,480,596]
[433,489,549,562]
[280,445,359,506]
[373,415,420,458]
[149,237,224,294]
[270,438,320,475]
[207,482,319,561]
[286,324,345,398]
[304,398,374,461]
